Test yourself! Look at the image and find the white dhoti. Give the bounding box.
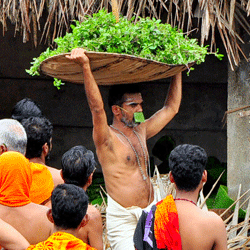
[106,195,155,250]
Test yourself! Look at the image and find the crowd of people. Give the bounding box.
[0,48,227,250]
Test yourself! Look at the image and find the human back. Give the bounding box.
[177,202,227,250]
[0,203,52,244]
[0,151,53,244]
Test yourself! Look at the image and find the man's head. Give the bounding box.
[61,145,96,189]
[11,98,43,122]
[0,119,27,155]
[169,144,207,192]
[21,116,53,160]
[47,184,89,230]
[108,84,144,128]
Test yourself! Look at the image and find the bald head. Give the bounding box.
[0,119,27,155]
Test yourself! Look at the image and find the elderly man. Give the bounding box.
[66,48,182,249]
[0,118,27,155]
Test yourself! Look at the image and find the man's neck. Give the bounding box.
[29,157,45,166]
[53,227,79,237]
[111,120,138,135]
[175,189,200,204]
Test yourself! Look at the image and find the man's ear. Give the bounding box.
[78,214,89,229]
[87,173,93,187]
[0,144,7,155]
[47,209,54,224]
[42,143,49,156]
[60,170,64,182]
[202,170,207,183]
[169,171,175,183]
[112,105,121,116]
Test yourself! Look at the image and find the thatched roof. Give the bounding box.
[1,0,250,69]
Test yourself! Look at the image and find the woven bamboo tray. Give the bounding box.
[40,52,195,85]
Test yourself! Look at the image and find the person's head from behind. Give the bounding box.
[21,116,53,160]
[47,184,89,231]
[169,144,208,192]
[61,145,96,189]
[11,98,43,122]
[0,119,27,155]
[108,84,144,128]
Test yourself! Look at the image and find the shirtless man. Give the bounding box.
[66,48,182,249]
[0,151,53,244]
[21,116,64,188]
[61,145,103,250]
[27,184,96,250]
[134,144,227,250]
[12,98,63,188]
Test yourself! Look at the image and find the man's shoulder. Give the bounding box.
[46,166,64,186]
[87,204,102,220]
[200,209,225,227]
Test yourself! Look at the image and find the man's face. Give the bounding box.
[120,93,143,128]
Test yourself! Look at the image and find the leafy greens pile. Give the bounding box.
[26,9,223,87]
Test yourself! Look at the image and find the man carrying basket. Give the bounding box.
[66,48,182,250]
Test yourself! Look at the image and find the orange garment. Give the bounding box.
[0,152,32,207]
[26,231,97,250]
[154,195,182,250]
[29,162,54,204]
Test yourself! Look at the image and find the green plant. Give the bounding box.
[26,9,223,89]
[212,185,246,219]
[87,173,106,206]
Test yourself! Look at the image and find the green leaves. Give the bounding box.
[26,9,223,84]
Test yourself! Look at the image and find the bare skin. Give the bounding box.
[170,172,227,250]
[77,204,103,250]
[0,203,53,245]
[0,218,30,250]
[66,48,182,208]
[30,141,64,188]
[60,170,103,250]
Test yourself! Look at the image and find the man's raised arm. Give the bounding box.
[66,48,110,146]
[145,72,182,139]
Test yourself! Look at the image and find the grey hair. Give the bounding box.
[0,119,27,155]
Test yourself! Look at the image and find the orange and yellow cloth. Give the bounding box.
[0,152,32,207]
[134,194,182,250]
[154,195,181,249]
[29,162,54,204]
[26,231,97,250]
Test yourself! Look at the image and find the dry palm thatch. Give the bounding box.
[1,0,250,69]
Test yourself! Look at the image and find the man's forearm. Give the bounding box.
[82,64,104,113]
[164,72,182,114]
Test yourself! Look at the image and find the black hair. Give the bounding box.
[169,144,207,191]
[11,98,43,122]
[61,145,96,187]
[108,84,142,109]
[51,184,89,229]
[21,116,53,159]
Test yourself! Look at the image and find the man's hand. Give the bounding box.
[66,48,90,66]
